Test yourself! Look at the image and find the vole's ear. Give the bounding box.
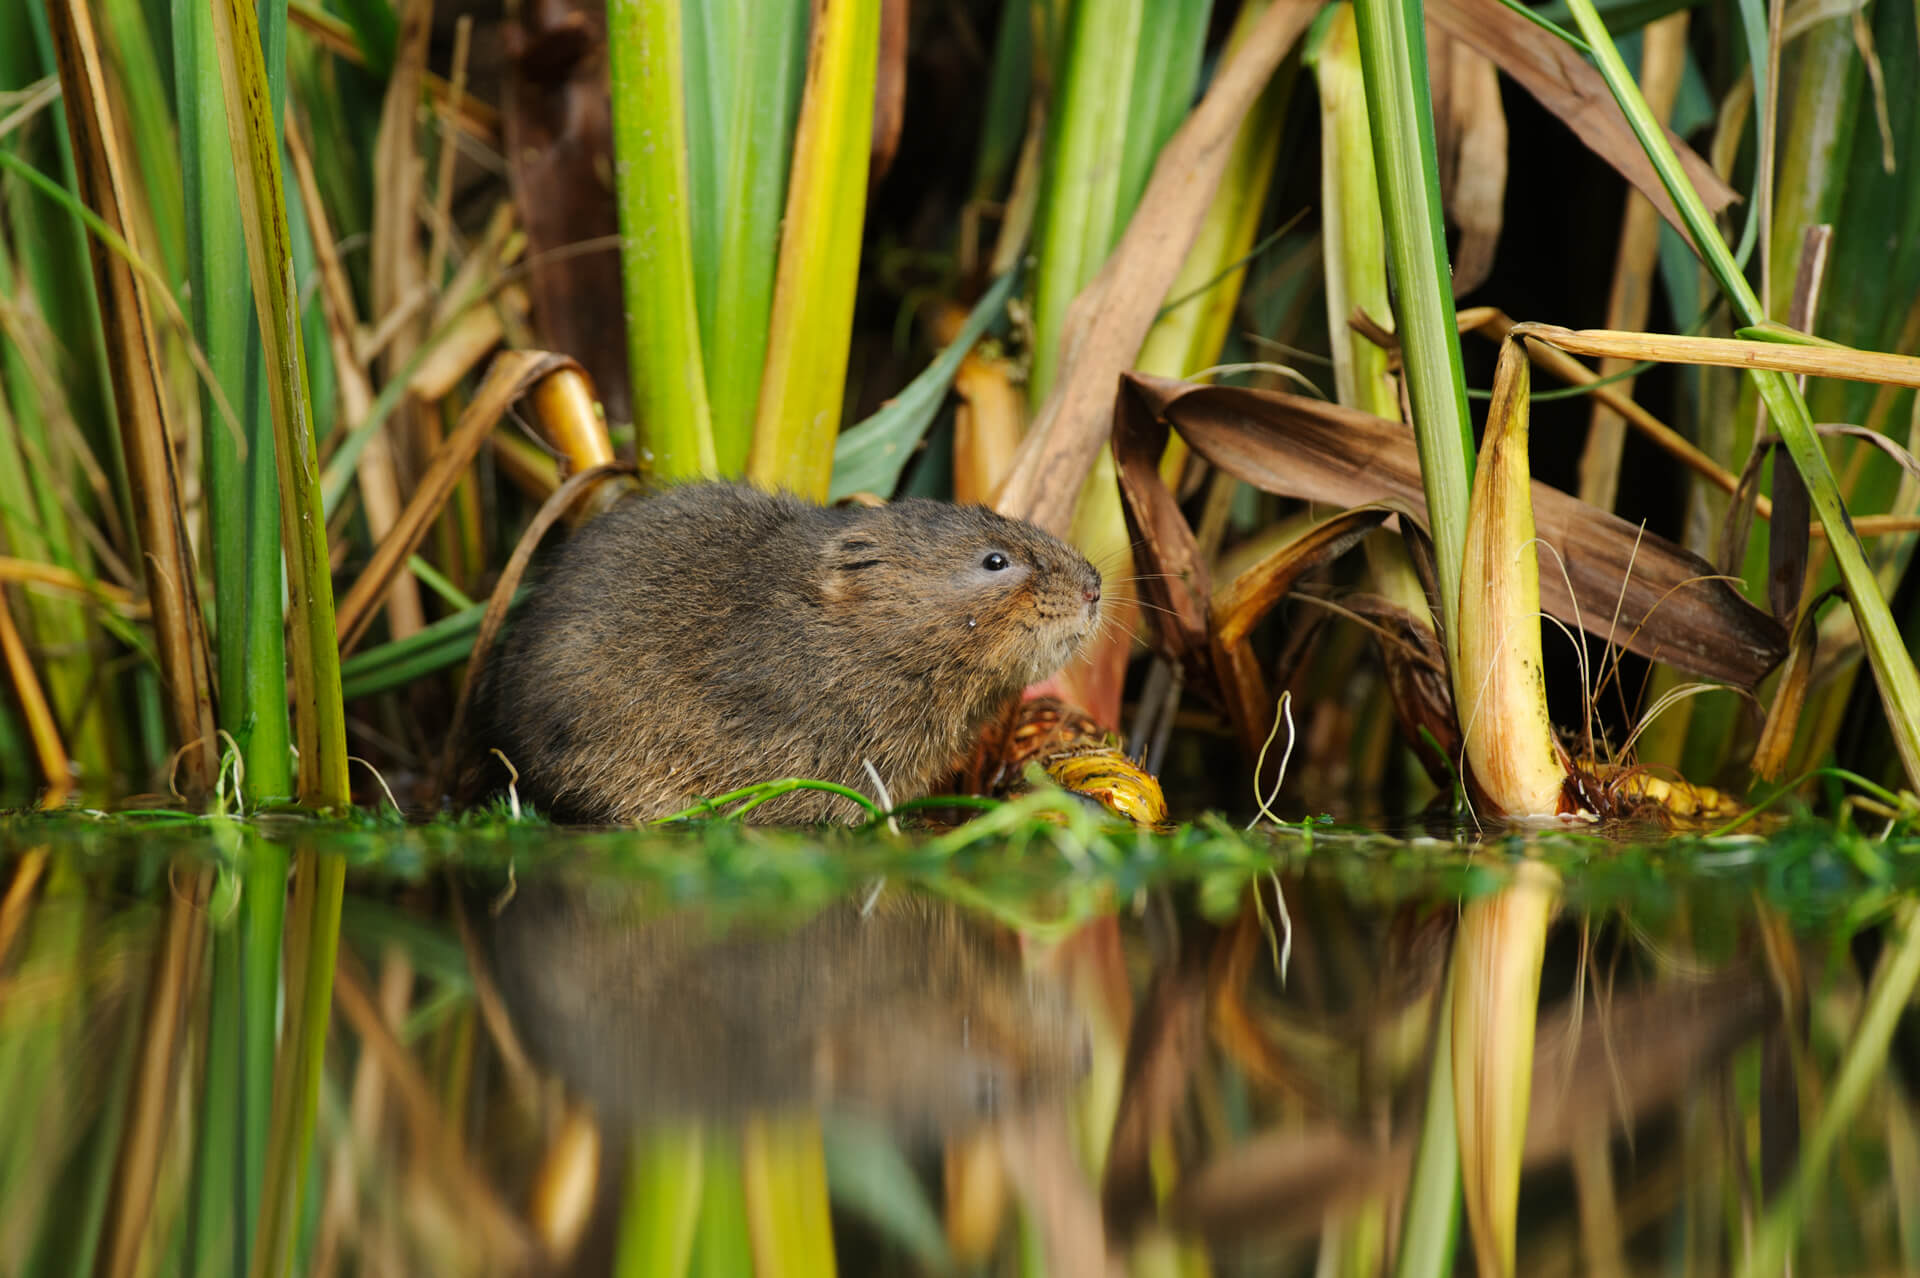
[817,534,883,604]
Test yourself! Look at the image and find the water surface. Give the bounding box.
[1,811,1913,1275]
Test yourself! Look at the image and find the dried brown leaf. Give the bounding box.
[1124,374,1787,687]
[1212,508,1394,755]
[1524,972,1770,1165]
[994,0,1324,535]
[1428,0,1736,237]
[1111,377,1215,676]
[1442,44,1507,294]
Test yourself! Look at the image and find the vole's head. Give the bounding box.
[818,499,1103,687]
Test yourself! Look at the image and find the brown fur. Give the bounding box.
[464,481,1102,822]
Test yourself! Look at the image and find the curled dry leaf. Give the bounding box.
[1110,374,1215,676]
[504,0,630,425]
[1439,42,1507,295]
[1122,374,1787,688]
[1210,507,1396,757]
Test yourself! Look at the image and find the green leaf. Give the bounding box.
[608,0,718,481]
[829,269,1018,501]
[328,0,396,76]
[746,0,881,499]
[697,0,807,470]
[176,0,292,803]
[822,1116,954,1274]
[1029,0,1146,400]
[208,0,347,809]
[1113,0,1213,223]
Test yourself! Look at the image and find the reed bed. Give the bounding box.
[4,0,1920,1271]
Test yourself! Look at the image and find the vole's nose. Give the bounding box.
[1084,582,1101,605]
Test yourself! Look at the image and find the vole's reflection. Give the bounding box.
[483,877,1088,1133]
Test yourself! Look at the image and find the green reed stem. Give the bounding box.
[176,0,293,805]
[685,0,806,471]
[617,1123,705,1278]
[249,848,339,1278]
[1350,0,1476,652]
[607,0,717,481]
[208,0,347,811]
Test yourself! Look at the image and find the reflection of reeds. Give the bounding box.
[7,819,1920,1272]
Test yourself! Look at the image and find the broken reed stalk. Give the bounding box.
[1455,339,1573,818]
[1513,323,1920,390]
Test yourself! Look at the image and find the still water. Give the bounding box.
[1,811,1915,1276]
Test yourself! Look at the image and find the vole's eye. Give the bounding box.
[982,552,1010,572]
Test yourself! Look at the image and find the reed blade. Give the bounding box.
[607,0,717,482]
[1350,0,1477,654]
[745,0,881,499]
[208,0,349,810]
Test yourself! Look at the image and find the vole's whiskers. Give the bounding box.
[1089,540,1148,575]
[1090,611,1157,649]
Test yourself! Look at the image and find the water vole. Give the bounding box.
[466,481,1103,822]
